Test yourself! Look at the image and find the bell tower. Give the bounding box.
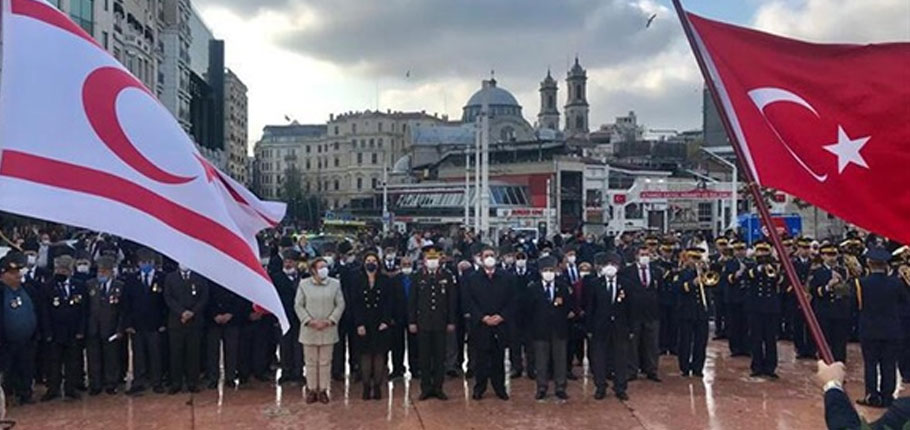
[564,56,589,136]
[538,69,560,130]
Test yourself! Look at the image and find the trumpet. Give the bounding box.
[763,263,778,279]
[843,254,864,278]
[898,264,910,287]
[696,263,720,287]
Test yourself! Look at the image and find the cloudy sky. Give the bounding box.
[190,0,909,149]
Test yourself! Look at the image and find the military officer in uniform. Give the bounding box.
[85,256,125,395]
[709,237,730,340]
[745,242,783,378]
[408,248,457,401]
[675,248,713,378]
[811,243,853,363]
[854,247,904,408]
[123,248,168,394]
[790,237,817,359]
[655,242,678,355]
[163,264,210,393]
[724,240,753,357]
[40,254,87,401]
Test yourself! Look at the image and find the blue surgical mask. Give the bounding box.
[97,275,110,284]
[139,263,153,274]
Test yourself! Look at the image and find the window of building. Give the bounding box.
[369,139,374,148]
[575,84,582,100]
[69,0,94,35]
[317,145,321,154]
[378,122,383,132]
[698,202,713,223]
[357,177,362,190]
[352,123,357,134]
[334,142,339,150]
[372,178,378,189]
[361,140,366,148]
[357,153,362,164]
[325,181,329,191]
[102,31,109,49]
[576,115,584,130]
[306,145,311,153]
[547,94,554,109]
[305,160,310,170]
[371,153,378,164]
[378,138,383,148]
[334,157,339,167]
[334,180,339,190]
[334,126,339,135]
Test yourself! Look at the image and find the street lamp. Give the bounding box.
[701,147,738,230]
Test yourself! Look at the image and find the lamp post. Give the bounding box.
[701,147,738,230]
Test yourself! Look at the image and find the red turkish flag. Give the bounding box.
[684,12,910,244]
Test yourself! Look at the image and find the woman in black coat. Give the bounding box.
[352,252,394,400]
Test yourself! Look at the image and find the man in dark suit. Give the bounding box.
[204,282,247,389]
[271,250,304,385]
[586,252,630,401]
[818,360,910,430]
[622,246,662,382]
[85,256,125,395]
[509,250,537,379]
[122,248,168,394]
[854,247,905,407]
[528,256,574,400]
[389,256,417,380]
[40,254,88,401]
[332,241,362,381]
[465,246,516,400]
[654,243,678,355]
[163,265,209,393]
[1,253,42,405]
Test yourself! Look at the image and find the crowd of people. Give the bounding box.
[1,221,909,414]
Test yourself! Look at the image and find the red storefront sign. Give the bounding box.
[639,189,732,200]
[613,194,627,204]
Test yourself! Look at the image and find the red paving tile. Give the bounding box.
[3,340,901,429]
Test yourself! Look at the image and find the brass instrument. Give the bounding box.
[703,270,721,287]
[763,263,778,279]
[898,264,910,287]
[843,254,864,278]
[695,264,709,309]
[829,266,852,298]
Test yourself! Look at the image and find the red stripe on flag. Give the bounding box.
[11,0,101,48]
[0,150,269,283]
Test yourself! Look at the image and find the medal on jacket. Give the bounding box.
[554,296,563,307]
[10,296,22,309]
[73,294,82,305]
[109,293,119,305]
[152,283,161,293]
[191,284,197,296]
[440,279,447,295]
[53,296,61,307]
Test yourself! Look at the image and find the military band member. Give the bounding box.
[163,265,210,394]
[811,243,853,363]
[854,247,904,408]
[746,242,783,378]
[408,248,457,401]
[655,242,678,355]
[586,252,630,400]
[40,254,87,401]
[724,240,752,357]
[85,256,125,395]
[710,237,730,340]
[779,237,796,341]
[1,253,41,405]
[790,237,817,359]
[529,256,574,400]
[676,248,713,377]
[123,248,167,394]
[465,246,516,401]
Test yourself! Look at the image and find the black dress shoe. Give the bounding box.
[362,387,371,400]
[646,374,662,382]
[465,370,474,379]
[40,392,60,402]
[188,386,200,393]
[535,391,546,400]
[627,374,638,381]
[766,373,779,380]
[105,387,118,395]
[446,370,459,378]
[372,385,382,400]
[126,385,146,395]
[389,371,404,380]
[471,391,483,400]
[616,391,629,401]
[418,392,433,401]
[680,370,690,377]
[495,391,509,401]
[225,381,239,390]
[436,391,448,401]
[64,391,80,400]
[168,386,182,395]
[555,391,569,400]
[89,388,102,396]
[594,389,606,400]
[566,372,579,381]
[527,371,537,380]
[749,371,763,378]
[693,371,704,378]
[153,385,166,394]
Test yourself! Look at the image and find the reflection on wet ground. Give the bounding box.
[4,340,900,429]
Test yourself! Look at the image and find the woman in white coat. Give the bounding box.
[295,257,345,404]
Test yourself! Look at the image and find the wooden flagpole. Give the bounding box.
[671,0,835,364]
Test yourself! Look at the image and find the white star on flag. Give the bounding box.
[823,125,870,174]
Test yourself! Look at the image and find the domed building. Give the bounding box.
[462,78,536,143]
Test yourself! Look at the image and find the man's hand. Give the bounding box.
[75,333,84,340]
[567,311,576,320]
[489,314,504,326]
[409,324,418,334]
[378,323,389,331]
[158,326,166,333]
[249,312,262,321]
[815,360,847,388]
[357,326,367,336]
[446,324,456,333]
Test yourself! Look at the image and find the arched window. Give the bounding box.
[547,94,554,109]
[500,126,515,142]
[575,84,582,100]
[576,115,584,130]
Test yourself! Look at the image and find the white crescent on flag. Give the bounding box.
[0,0,290,331]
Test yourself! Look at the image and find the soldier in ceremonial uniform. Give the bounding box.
[811,243,853,363]
[745,242,783,378]
[85,256,125,395]
[895,246,910,383]
[710,237,730,340]
[1,253,41,405]
[675,248,713,377]
[655,242,678,355]
[586,252,630,400]
[408,248,457,401]
[724,240,753,357]
[790,237,818,359]
[40,254,87,401]
[529,256,574,400]
[778,238,795,341]
[204,282,247,389]
[122,248,167,394]
[854,247,905,408]
[163,264,210,393]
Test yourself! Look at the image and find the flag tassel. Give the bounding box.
[671,0,835,365]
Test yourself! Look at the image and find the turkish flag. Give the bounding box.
[0,0,290,331]
[684,11,910,244]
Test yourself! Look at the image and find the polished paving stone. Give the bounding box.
[2,339,902,429]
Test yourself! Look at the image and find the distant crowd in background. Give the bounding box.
[1,216,908,413]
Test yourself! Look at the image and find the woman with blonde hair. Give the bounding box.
[295,257,345,404]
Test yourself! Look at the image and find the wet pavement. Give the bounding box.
[2,339,900,429]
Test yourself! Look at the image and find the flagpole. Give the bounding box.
[671,0,835,364]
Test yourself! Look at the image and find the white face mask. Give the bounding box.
[316,267,330,279]
[603,265,618,278]
[178,263,190,272]
[26,255,37,266]
[483,256,497,269]
[638,256,651,266]
[401,267,413,275]
[283,267,297,276]
[567,255,577,264]
[541,271,555,282]
[474,256,482,266]
[580,271,590,278]
[515,259,527,268]
[426,259,440,270]
[540,252,550,258]
[385,253,396,260]
[324,256,335,267]
[76,264,90,274]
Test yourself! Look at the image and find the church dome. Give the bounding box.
[462,78,523,123]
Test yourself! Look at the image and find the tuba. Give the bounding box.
[843,254,864,279]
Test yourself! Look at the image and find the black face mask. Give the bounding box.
[758,256,772,264]
[53,273,68,282]
[365,263,378,273]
